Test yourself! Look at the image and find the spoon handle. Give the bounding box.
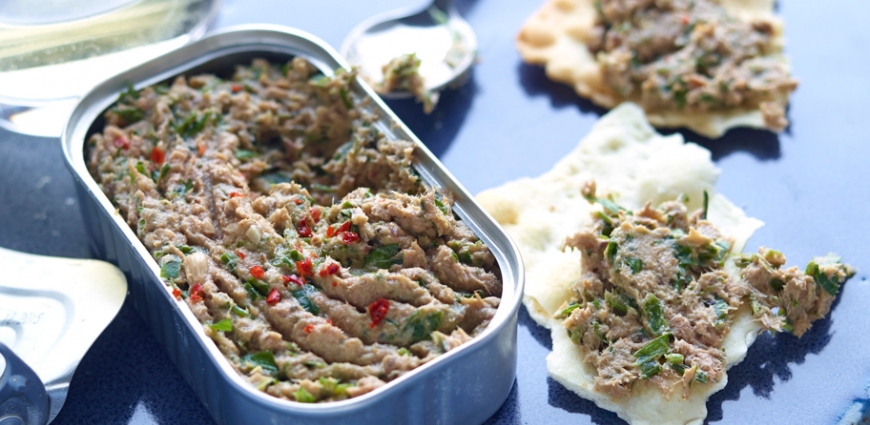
[431,0,455,13]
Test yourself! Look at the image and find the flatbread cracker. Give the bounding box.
[476,103,764,424]
[516,0,791,138]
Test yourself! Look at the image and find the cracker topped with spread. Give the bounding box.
[477,104,853,424]
[517,0,798,137]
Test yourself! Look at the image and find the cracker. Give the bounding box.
[516,0,790,138]
[476,103,764,424]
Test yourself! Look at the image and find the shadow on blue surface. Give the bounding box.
[482,380,521,425]
[52,297,215,425]
[516,62,783,163]
[518,303,552,351]
[703,292,842,424]
[384,71,479,159]
[517,63,608,115]
[660,126,782,162]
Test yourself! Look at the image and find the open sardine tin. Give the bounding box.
[61,25,523,424]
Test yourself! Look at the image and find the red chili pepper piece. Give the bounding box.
[296,258,313,277]
[190,283,204,303]
[325,226,335,238]
[150,147,165,164]
[304,323,315,334]
[266,288,280,305]
[337,221,351,233]
[171,288,182,300]
[368,298,390,328]
[318,263,340,278]
[294,198,303,205]
[297,222,312,238]
[197,142,206,156]
[326,318,334,326]
[311,208,321,223]
[231,84,242,93]
[250,265,265,279]
[113,136,129,149]
[282,274,305,287]
[340,231,359,244]
[229,191,243,198]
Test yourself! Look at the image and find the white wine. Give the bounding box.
[0,0,218,101]
[0,0,218,136]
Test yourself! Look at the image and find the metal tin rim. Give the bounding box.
[61,24,524,416]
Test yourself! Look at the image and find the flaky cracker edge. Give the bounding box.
[516,0,789,138]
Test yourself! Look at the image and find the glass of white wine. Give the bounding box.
[0,0,220,137]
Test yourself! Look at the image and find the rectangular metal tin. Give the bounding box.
[61,25,524,425]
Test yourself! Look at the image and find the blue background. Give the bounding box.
[2,0,869,423]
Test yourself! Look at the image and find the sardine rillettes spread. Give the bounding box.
[87,58,502,403]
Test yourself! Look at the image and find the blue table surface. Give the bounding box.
[2,0,869,423]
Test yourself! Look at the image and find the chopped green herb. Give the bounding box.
[307,183,334,193]
[639,360,663,379]
[175,179,193,196]
[235,149,257,160]
[364,244,402,270]
[665,353,684,365]
[806,254,847,296]
[209,318,233,332]
[605,291,628,316]
[558,303,580,318]
[285,250,303,262]
[244,280,261,300]
[177,245,193,254]
[670,362,688,375]
[231,305,251,317]
[433,192,449,215]
[339,88,353,109]
[160,258,181,280]
[242,350,278,372]
[294,387,317,403]
[135,161,148,177]
[158,163,171,181]
[769,278,785,292]
[695,369,709,384]
[450,250,460,262]
[625,257,643,274]
[643,294,666,335]
[701,190,709,220]
[175,113,198,136]
[221,251,239,273]
[397,348,412,356]
[405,310,443,342]
[113,106,144,125]
[634,333,670,365]
[309,74,330,87]
[713,298,729,326]
[247,278,270,296]
[119,82,139,101]
[293,284,320,315]
[604,241,619,264]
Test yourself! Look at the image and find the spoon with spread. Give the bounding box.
[340,0,476,103]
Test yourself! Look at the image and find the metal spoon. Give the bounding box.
[340,0,477,99]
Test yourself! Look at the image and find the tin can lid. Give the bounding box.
[0,247,127,422]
